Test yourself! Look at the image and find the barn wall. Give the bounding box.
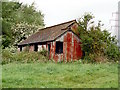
[29,45,34,51]
[38,44,47,51]
[22,46,27,51]
[18,31,82,62]
[19,44,48,52]
[49,41,63,62]
[49,31,82,62]
[18,45,33,52]
[17,48,20,52]
[18,46,23,52]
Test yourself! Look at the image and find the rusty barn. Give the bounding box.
[18,20,83,62]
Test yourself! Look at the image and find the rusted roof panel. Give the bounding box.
[18,20,76,45]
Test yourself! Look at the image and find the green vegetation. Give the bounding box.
[2,49,48,65]
[77,13,120,61]
[1,1,120,63]
[2,62,118,88]
[2,1,44,48]
[1,45,119,88]
[1,1,119,88]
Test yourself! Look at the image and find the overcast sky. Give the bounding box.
[18,0,119,32]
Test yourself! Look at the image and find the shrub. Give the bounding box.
[94,54,108,63]
[2,49,13,64]
[105,44,120,61]
[78,13,120,62]
[39,49,48,57]
[13,52,48,63]
[2,48,49,65]
[81,53,109,63]
[24,45,29,52]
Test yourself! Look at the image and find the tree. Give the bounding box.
[12,22,42,46]
[77,13,120,61]
[2,1,44,48]
[2,1,21,48]
[78,13,94,32]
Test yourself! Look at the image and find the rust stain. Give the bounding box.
[23,31,82,62]
[19,20,83,62]
[49,31,82,62]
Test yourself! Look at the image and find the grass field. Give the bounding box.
[2,62,118,88]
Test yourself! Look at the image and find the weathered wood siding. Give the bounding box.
[49,31,82,62]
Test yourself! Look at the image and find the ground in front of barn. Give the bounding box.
[2,62,118,88]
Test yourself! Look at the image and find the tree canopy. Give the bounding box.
[2,1,44,48]
[77,13,120,61]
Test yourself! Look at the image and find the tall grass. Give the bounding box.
[2,49,48,64]
[2,62,118,88]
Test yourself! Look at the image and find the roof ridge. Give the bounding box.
[38,19,76,31]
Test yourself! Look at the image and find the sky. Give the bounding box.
[18,0,119,33]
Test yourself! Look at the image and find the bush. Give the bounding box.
[2,49,14,64]
[78,13,120,63]
[39,49,48,57]
[2,48,49,65]
[105,44,120,61]
[94,54,108,63]
[81,53,109,63]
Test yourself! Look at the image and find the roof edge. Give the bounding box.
[18,40,54,46]
[38,19,77,31]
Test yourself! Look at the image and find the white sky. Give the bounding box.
[18,0,119,31]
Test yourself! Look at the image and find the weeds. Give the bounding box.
[2,49,48,64]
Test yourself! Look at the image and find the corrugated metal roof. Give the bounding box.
[18,20,76,45]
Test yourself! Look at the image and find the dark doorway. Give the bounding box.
[55,42,63,54]
[20,46,22,51]
[48,44,51,54]
[34,44,38,51]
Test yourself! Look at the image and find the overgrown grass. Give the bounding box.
[2,62,118,88]
[2,50,48,64]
